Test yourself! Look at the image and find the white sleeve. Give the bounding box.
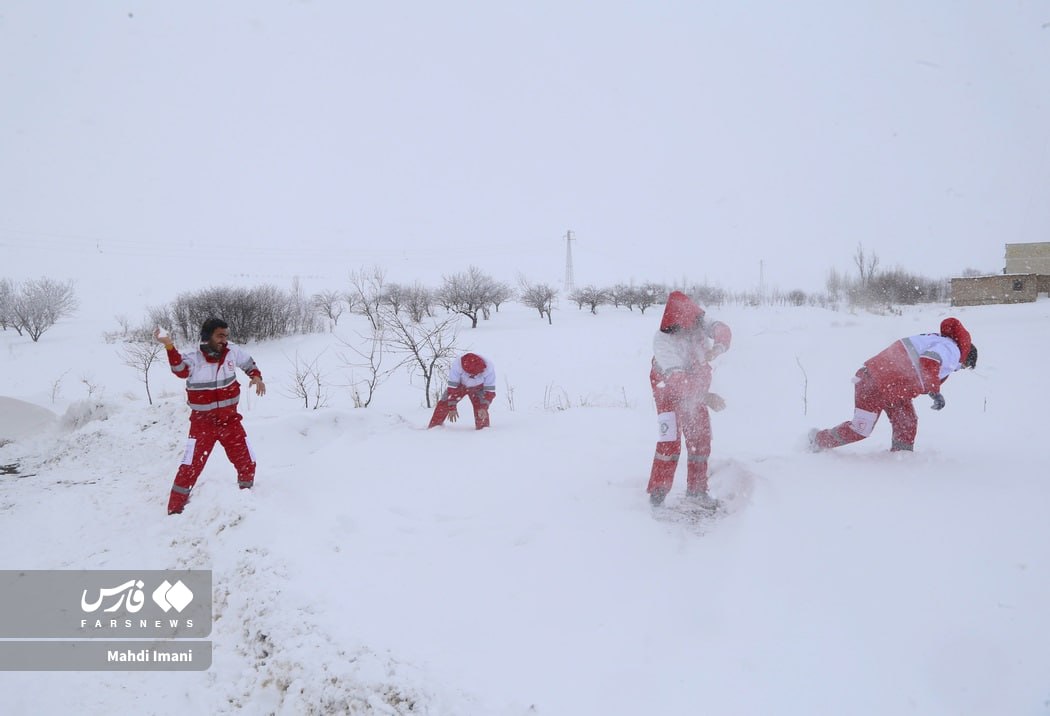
[447,357,465,387]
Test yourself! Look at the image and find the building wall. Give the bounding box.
[1005,242,1050,274]
[950,275,1039,306]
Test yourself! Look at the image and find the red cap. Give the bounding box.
[461,353,486,376]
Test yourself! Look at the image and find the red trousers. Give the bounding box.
[646,387,712,497]
[168,409,255,514]
[814,367,918,451]
[428,386,491,430]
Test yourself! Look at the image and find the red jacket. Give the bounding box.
[166,343,262,414]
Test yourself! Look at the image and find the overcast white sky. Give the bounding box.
[2,1,1048,295]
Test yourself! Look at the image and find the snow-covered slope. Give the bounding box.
[1,299,1047,715]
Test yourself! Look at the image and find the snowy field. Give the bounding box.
[1,285,1048,715]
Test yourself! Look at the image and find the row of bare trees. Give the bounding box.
[311,266,558,330]
[0,277,79,341]
[820,243,950,307]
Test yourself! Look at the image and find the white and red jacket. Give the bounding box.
[863,334,962,399]
[861,316,972,400]
[166,343,262,413]
[651,291,731,397]
[447,354,496,396]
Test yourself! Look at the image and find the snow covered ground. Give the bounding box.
[1,289,1047,715]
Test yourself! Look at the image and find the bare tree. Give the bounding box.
[336,328,393,408]
[403,282,435,323]
[489,281,514,313]
[348,266,387,331]
[312,290,346,330]
[853,243,880,286]
[0,278,14,331]
[438,265,498,328]
[379,307,460,408]
[114,314,131,338]
[382,283,406,316]
[825,267,845,302]
[635,284,665,314]
[518,276,558,324]
[120,340,164,405]
[11,277,78,341]
[569,286,610,314]
[284,350,330,409]
[608,284,634,310]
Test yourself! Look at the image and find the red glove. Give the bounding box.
[483,391,495,405]
[447,404,459,422]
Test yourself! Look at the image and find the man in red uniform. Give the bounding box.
[646,291,732,508]
[810,317,977,452]
[154,318,266,514]
[428,353,495,430]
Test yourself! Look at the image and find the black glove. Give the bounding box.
[929,392,946,411]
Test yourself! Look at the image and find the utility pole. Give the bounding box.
[564,230,576,293]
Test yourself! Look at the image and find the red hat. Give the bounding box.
[939,317,972,363]
[461,353,486,376]
[659,291,705,333]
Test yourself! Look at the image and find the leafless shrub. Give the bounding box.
[379,307,459,408]
[568,286,610,314]
[50,369,71,405]
[10,277,78,341]
[543,383,571,411]
[853,242,880,286]
[284,350,330,409]
[336,328,393,408]
[438,265,500,328]
[381,283,405,316]
[517,275,557,324]
[120,339,164,405]
[348,266,387,331]
[403,282,435,323]
[312,290,346,330]
[489,281,514,313]
[0,278,14,331]
[167,284,313,342]
[504,377,516,412]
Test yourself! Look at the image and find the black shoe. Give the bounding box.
[649,489,668,507]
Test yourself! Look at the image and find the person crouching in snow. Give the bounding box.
[810,317,977,453]
[428,353,496,430]
[155,318,266,515]
[646,291,732,509]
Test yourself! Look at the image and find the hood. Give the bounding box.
[659,291,705,333]
[939,317,971,362]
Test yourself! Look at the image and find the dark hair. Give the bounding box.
[963,344,978,369]
[200,317,229,342]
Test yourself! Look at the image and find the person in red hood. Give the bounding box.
[154,318,266,514]
[810,317,977,452]
[428,352,496,430]
[647,291,732,509]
